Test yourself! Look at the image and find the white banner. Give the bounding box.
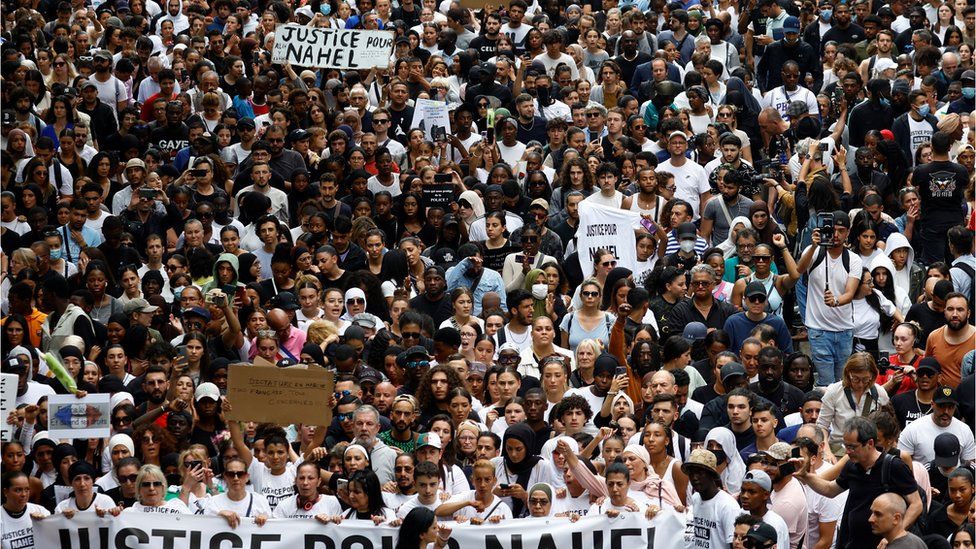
[410,98,452,142]
[272,24,394,69]
[1,373,17,441]
[577,202,641,278]
[34,508,686,549]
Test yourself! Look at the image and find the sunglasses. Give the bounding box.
[601,260,617,267]
[498,354,520,364]
[406,360,430,369]
[373,118,389,124]
[747,294,767,303]
[586,112,601,117]
[141,481,164,488]
[119,474,138,483]
[224,470,247,479]
[753,255,772,262]
[691,280,711,287]
[522,236,539,243]
[337,412,355,421]
[112,415,132,425]
[402,332,421,339]
[916,370,937,377]
[581,290,600,298]
[346,298,365,304]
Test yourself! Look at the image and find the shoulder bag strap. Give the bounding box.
[245,493,253,517]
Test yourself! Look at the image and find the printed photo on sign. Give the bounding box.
[47,393,111,440]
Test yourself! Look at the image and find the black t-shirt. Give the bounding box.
[469,35,499,61]
[149,124,190,160]
[731,425,756,452]
[914,160,969,228]
[388,105,415,146]
[692,383,720,405]
[905,302,947,346]
[749,381,806,418]
[890,390,933,430]
[836,451,919,548]
[409,293,453,326]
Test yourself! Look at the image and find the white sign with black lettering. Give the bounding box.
[272,24,394,69]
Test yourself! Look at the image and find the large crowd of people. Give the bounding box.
[0,0,975,547]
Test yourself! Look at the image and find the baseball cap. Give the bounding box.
[195,382,220,402]
[787,100,809,119]
[742,469,773,491]
[762,442,793,462]
[238,117,256,130]
[916,357,941,375]
[677,222,697,239]
[417,432,442,449]
[405,345,431,360]
[720,361,747,382]
[123,298,158,315]
[682,322,707,341]
[745,281,768,298]
[271,291,300,311]
[746,522,779,545]
[668,130,688,141]
[286,129,310,143]
[94,50,113,62]
[467,362,488,378]
[359,367,383,385]
[81,81,98,91]
[933,386,958,405]
[276,358,298,368]
[530,198,550,212]
[352,313,377,329]
[934,433,961,468]
[961,70,975,83]
[783,16,801,33]
[4,356,27,372]
[183,306,212,321]
[680,448,721,478]
[1,110,15,126]
[498,342,521,355]
[831,210,851,229]
[125,158,147,171]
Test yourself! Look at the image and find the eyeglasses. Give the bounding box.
[753,255,772,262]
[141,481,164,488]
[224,470,247,479]
[581,290,600,298]
[529,498,550,505]
[691,280,711,287]
[119,474,138,483]
[601,260,617,267]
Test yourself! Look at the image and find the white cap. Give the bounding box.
[195,382,221,402]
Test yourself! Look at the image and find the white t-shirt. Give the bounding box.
[803,463,845,549]
[552,490,592,517]
[246,460,297,511]
[17,382,55,406]
[761,86,819,121]
[204,491,273,518]
[659,158,710,220]
[54,493,117,514]
[445,490,513,521]
[898,416,976,464]
[683,490,740,549]
[271,494,342,519]
[367,175,401,197]
[802,246,862,332]
[532,53,579,80]
[91,74,128,113]
[588,499,647,515]
[906,116,935,164]
[123,499,191,514]
[2,503,49,549]
[394,495,440,520]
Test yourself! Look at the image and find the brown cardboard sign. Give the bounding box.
[226,364,335,426]
[459,0,494,9]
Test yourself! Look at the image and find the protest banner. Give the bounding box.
[34,507,687,549]
[47,393,111,440]
[225,363,335,426]
[1,373,17,441]
[577,202,641,278]
[409,98,452,142]
[272,24,394,69]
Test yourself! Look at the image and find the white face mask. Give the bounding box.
[680,240,696,253]
[531,283,548,300]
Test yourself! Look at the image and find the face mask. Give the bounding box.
[680,240,696,253]
[917,104,930,117]
[319,3,331,15]
[711,448,727,466]
[820,9,832,21]
[963,87,975,99]
[532,283,548,300]
[49,247,62,261]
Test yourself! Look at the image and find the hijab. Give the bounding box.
[458,190,485,226]
[621,445,683,509]
[718,216,752,259]
[539,436,579,489]
[704,427,745,495]
[524,269,548,320]
[527,482,555,516]
[724,77,760,116]
[6,129,35,159]
[748,201,779,247]
[502,423,543,516]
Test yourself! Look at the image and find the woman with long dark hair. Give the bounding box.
[340,469,396,522]
[395,507,452,549]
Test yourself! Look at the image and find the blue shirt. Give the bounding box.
[58,224,103,263]
[723,311,793,354]
[445,258,508,317]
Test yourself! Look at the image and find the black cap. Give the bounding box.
[933,386,958,406]
[286,129,310,143]
[831,210,851,229]
[720,361,747,382]
[238,117,256,129]
[934,433,961,468]
[746,522,778,545]
[276,358,298,368]
[916,357,941,375]
[677,222,697,239]
[272,291,300,311]
[4,356,26,372]
[745,281,767,298]
[405,345,430,359]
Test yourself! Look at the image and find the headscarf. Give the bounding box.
[611,392,635,418]
[301,343,326,366]
[108,434,135,458]
[6,129,35,160]
[527,483,555,516]
[724,77,760,117]
[748,201,779,247]
[344,444,371,465]
[458,190,485,226]
[539,436,579,489]
[718,216,752,259]
[621,445,684,509]
[52,443,78,484]
[601,266,633,310]
[524,269,548,320]
[236,253,258,284]
[704,427,745,495]
[502,423,543,516]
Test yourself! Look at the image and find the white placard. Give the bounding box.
[577,201,641,278]
[47,393,111,440]
[409,98,452,141]
[272,24,394,69]
[0,373,17,441]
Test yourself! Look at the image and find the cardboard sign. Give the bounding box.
[48,393,111,440]
[459,0,495,8]
[0,374,17,442]
[226,364,334,426]
[272,24,394,69]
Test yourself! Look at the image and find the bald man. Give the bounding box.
[249,308,307,363]
[372,382,398,416]
[868,493,927,548]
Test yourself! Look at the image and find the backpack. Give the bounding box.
[878,452,932,536]
[801,246,851,287]
[954,262,976,304]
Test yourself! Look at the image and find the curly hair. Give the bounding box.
[415,365,466,413]
[133,423,177,461]
[551,394,593,423]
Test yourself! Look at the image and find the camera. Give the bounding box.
[877,351,891,371]
[817,212,834,246]
[139,188,157,200]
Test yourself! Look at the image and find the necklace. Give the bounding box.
[915,391,933,415]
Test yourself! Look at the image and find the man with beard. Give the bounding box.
[89,50,128,114]
[379,395,421,454]
[838,146,890,198]
[749,348,804,419]
[410,266,454,327]
[470,11,502,61]
[924,293,975,388]
[821,3,864,51]
[352,405,397,484]
[898,385,976,464]
[756,19,820,94]
[759,60,819,122]
[131,366,176,416]
[149,101,189,160]
[681,449,740,548]
[446,244,508,316]
[384,454,420,515]
[701,169,754,246]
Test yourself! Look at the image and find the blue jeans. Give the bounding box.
[808,328,853,386]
